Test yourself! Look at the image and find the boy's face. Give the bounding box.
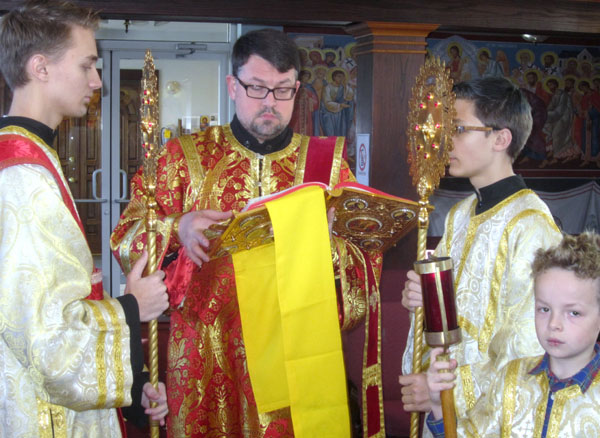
[449,99,499,189]
[45,25,101,124]
[535,268,600,379]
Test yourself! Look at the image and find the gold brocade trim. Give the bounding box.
[472,189,535,222]
[222,125,303,164]
[479,208,555,354]
[293,135,311,185]
[88,301,109,408]
[360,248,370,432]
[221,126,303,198]
[454,190,533,288]
[262,155,275,196]
[195,126,230,211]
[459,364,476,411]
[363,363,383,387]
[479,218,509,354]
[114,211,175,273]
[178,134,205,211]
[329,137,345,187]
[37,399,67,438]
[337,239,351,322]
[454,198,478,289]
[361,276,385,437]
[338,240,368,329]
[456,316,479,347]
[444,201,461,257]
[166,213,182,244]
[500,359,520,438]
[373,282,386,438]
[223,124,255,160]
[118,219,143,274]
[533,373,548,437]
[547,384,582,438]
[100,299,126,406]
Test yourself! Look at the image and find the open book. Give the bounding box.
[203,181,421,259]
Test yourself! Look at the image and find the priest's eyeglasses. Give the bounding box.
[454,125,494,135]
[235,77,297,100]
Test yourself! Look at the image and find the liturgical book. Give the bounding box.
[203,181,420,259]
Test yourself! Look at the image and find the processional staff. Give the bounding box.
[405,56,459,438]
[140,49,162,438]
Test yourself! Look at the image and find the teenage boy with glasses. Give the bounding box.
[399,76,562,437]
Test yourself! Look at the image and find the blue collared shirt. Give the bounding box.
[529,343,600,438]
[425,343,600,438]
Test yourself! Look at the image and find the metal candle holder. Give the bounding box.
[414,256,461,348]
[415,255,461,438]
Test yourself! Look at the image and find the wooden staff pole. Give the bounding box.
[438,352,457,438]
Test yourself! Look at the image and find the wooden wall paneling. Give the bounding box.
[343,23,440,437]
[2,0,600,37]
[347,22,437,268]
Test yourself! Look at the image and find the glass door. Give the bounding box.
[96,37,233,296]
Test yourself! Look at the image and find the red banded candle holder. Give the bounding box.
[414,256,461,348]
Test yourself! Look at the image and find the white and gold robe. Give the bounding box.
[0,126,133,437]
[402,189,562,430]
[461,356,600,438]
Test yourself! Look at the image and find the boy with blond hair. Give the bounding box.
[427,232,600,437]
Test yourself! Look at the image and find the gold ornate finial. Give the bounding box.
[141,49,160,189]
[406,56,456,202]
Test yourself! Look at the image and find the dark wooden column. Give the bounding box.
[341,26,438,436]
[347,21,438,267]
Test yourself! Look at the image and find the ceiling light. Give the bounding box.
[521,34,548,43]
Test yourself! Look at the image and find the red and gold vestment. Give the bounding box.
[111,125,385,437]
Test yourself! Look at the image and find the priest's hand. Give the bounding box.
[398,372,431,412]
[125,251,168,322]
[401,269,423,312]
[142,381,168,426]
[177,209,233,266]
[426,348,457,420]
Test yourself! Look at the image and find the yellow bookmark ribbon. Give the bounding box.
[233,185,350,437]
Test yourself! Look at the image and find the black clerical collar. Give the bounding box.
[475,175,526,214]
[0,116,57,146]
[230,115,293,155]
